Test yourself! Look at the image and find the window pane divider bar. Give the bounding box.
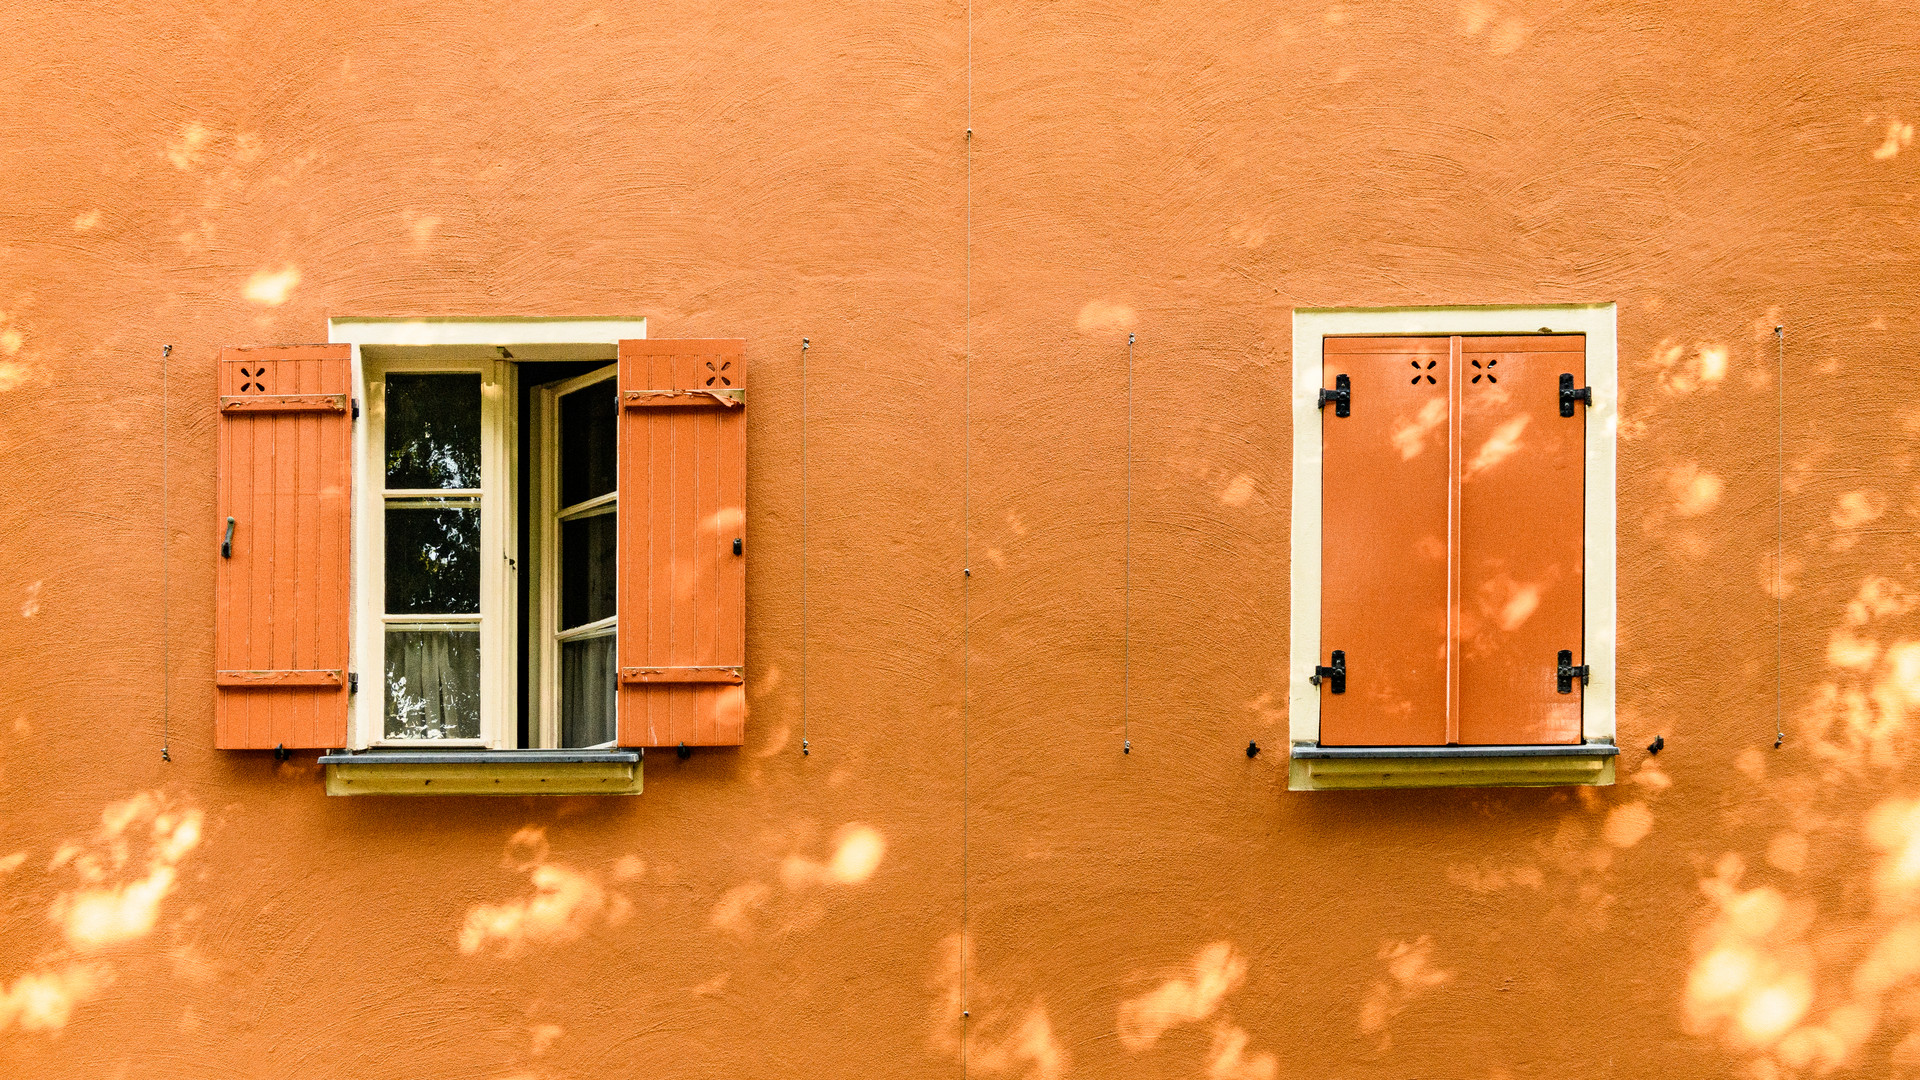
[384,488,483,498]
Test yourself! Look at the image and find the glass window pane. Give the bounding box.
[560,377,617,507]
[386,503,480,614]
[561,635,617,748]
[561,511,616,629]
[386,373,481,489]
[385,630,481,739]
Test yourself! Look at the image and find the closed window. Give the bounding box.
[1288,307,1618,790]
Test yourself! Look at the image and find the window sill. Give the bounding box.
[1287,744,1616,791]
[317,750,641,796]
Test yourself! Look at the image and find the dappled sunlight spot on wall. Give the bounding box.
[242,265,301,307]
[1207,1022,1277,1080]
[1219,474,1257,508]
[1459,0,1528,53]
[71,210,100,231]
[1359,937,1450,1046]
[459,828,630,957]
[1077,300,1136,334]
[1391,399,1448,462]
[1648,339,1729,395]
[165,123,211,171]
[930,934,1067,1080]
[1766,833,1808,875]
[1684,855,1818,1053]
[1602,802,1655,849]
[709,882,772,936]
[780,824,887,888]
[50,793,203,951]
[1117,941,1246,1050]
[1830,491,1888,551]
[0,962,109,1034]
[20,582,40,618]
[1463,415,1529,480]
[1874,118,1914,160]
[1667,464,1724,518]
[529,1024,562,1056]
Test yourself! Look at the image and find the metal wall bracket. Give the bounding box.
[1312,649,1347,694]
[1556,649,1590,694]
[1559,373,1591,417]
[1318,374,1351,418]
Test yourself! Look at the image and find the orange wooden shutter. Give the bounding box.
[1318,334,1586,747]
[615,339,747,747]
[214,344,353,749]
[1319,337,1452,746]
[1456,335,1584,745]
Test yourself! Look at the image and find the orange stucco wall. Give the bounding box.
[1,1,1917,1076]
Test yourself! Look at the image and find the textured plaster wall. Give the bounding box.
[1,0,1918,1077]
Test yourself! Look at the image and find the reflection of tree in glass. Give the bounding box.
[386,506,480,615]
[386,374,481,489]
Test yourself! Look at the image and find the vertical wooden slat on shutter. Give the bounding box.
[214,344,353,749]
[616,339,747,747]
[1319,336,1451,746]
[1456,335,1585,745]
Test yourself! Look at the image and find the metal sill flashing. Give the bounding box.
[319,749,641,796]
[1288,743,1616,791]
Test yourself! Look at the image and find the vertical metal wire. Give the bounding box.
[162,345,172,762]
[960,0,974,1061]
[1124,333,1133,754]
[801,338,809,756]
[1775,325,1785,749]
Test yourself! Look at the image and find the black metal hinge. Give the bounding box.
[348,672,358,695]
[1559,373,1591,417]
[1312,649,1346,694]
[352,398,360,420]
[1319,374,1351,418]
[1556,649,1589,694]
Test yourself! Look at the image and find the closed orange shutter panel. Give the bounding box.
[1319,337,1452,746]
[1457,336,1583,745]
[615,339,747,747]
[214,344,353,749]
[1319,335,1585,747]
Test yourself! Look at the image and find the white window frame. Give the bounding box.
[1288,304,1617,750]
[529,363,620,751]
[331,317,647,750]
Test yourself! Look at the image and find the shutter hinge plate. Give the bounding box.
[1311,649,1346,694]
[1318,374,1351,418]
[1559,373,1592,417]
[1556,649,1590,694]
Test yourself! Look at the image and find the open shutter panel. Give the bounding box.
[1319,337,1452,746]
[1456,335,1584,745]
[616,339,747,747]
[214,344,353,749]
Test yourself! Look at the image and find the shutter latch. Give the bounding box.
[1311,649,1346,694]
[1319,374,1351,418]
[1556,649,1589,694]
[1558,374,1592,417]
[221,516,235,558]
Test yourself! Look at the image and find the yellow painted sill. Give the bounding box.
[1288,744,1616,791]
[318,750,642,796]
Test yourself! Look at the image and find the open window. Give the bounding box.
[1287,307,1618,790]
[213,321,746,794]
